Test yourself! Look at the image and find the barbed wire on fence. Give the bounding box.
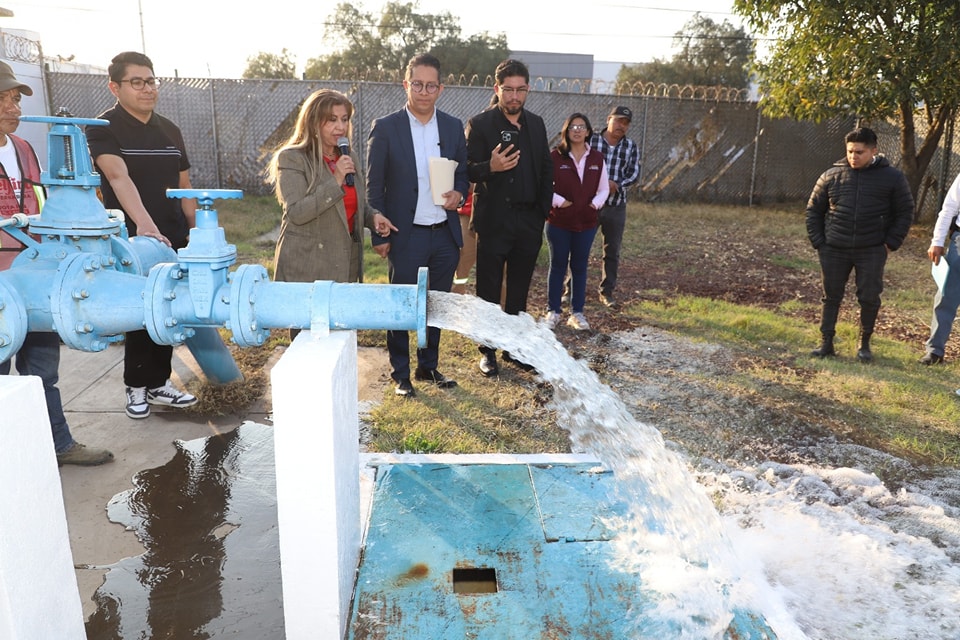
[42,71,960,217]
[1,31,42,65]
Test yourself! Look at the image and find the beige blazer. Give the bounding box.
[273,148,377,283]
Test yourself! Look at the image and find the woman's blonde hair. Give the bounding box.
[268,88,354,192]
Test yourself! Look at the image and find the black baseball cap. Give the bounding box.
[608,105,632,122]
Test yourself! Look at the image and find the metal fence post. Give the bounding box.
[209,78,222,189]
[638,95,648,189]
[749,107,762,207]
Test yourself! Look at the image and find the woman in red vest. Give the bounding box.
[544,113,609,331]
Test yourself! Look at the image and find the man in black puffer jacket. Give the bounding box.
[805,127,914,362]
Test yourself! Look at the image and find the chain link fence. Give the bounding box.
[44,71,953,217]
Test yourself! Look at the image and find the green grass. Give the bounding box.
[217,194,282,268]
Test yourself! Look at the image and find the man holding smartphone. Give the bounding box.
[466,59,553,376]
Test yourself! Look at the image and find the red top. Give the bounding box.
[458,186,474,217]
[324,155,357,232]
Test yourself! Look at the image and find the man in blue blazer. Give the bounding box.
[367,53,469,397]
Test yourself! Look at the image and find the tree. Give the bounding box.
[304,1,508,80]
[734,0,960,211]
[617,13,754,89]
[242,49,297,79]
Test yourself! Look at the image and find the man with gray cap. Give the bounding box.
[589,105,640,308]
[0,61,114,465]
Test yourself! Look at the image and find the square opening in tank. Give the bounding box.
[452,567,498,594]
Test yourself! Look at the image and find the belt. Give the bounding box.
[412,220,448,229]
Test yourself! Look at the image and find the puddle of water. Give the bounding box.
[85,421,283,639]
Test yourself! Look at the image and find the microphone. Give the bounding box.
[337,136,355,187]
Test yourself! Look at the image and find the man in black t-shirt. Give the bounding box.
[87,51,198,419]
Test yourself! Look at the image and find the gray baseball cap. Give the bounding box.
[0,61,33,96]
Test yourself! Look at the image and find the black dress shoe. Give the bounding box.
[414,367,457,388]
[919,352,944,365]
[502,351,535,372]
[478,352,499,377]
[394,378,416,397]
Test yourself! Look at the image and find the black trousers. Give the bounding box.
[817,243,887,336]
[475,206,544,355]
[124,329,173,388]
[475,206,544,340]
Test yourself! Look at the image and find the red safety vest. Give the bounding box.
[0,134,42,269]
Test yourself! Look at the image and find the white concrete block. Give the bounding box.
[271,331,360,640]
[0,376,85,640]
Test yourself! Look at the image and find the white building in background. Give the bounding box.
[0,26,107,161]
[509,50,625,94]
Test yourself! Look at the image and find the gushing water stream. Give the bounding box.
[427,292,781,637]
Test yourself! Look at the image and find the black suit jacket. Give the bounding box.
[366,108,469,255]
[466,106,553,238]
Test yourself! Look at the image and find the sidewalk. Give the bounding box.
[55,342,271,619]
[48,335,391,621]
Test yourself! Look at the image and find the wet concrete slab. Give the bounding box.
[53,340,389,624]
[349,461,640,639]
[55,342,272,620]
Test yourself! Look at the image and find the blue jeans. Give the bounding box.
[926,238,960,356]
[598,202,626,297]
[0,332,75,454]
[547,223,598,313]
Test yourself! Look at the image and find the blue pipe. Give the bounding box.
[1,117,429,385]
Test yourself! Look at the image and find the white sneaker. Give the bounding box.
[566,312,590,331]
[147,380,198,407]
[125,386,150,419]
[544,310,561,329]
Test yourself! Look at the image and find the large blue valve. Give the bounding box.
[0,120,429,385]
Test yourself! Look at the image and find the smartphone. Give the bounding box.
[500,130,519,153]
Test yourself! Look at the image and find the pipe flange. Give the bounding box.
[229,264,270,347]
[0,277,27,363]
[143,263,188,345]
[49,253,112,351]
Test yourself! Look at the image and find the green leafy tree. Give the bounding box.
[304,1,507,80]
[242,49,297,79]
[734,0,960,208]
[617,13,754,88]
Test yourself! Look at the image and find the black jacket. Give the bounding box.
[465,106,553,237]
[805,155,914,251]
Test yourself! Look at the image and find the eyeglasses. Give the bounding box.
[117,77,160,90]
[569,124,588,131]
[499,86,529,96]
[409,81,440,94]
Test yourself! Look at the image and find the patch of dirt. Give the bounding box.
[511,225,946,492]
